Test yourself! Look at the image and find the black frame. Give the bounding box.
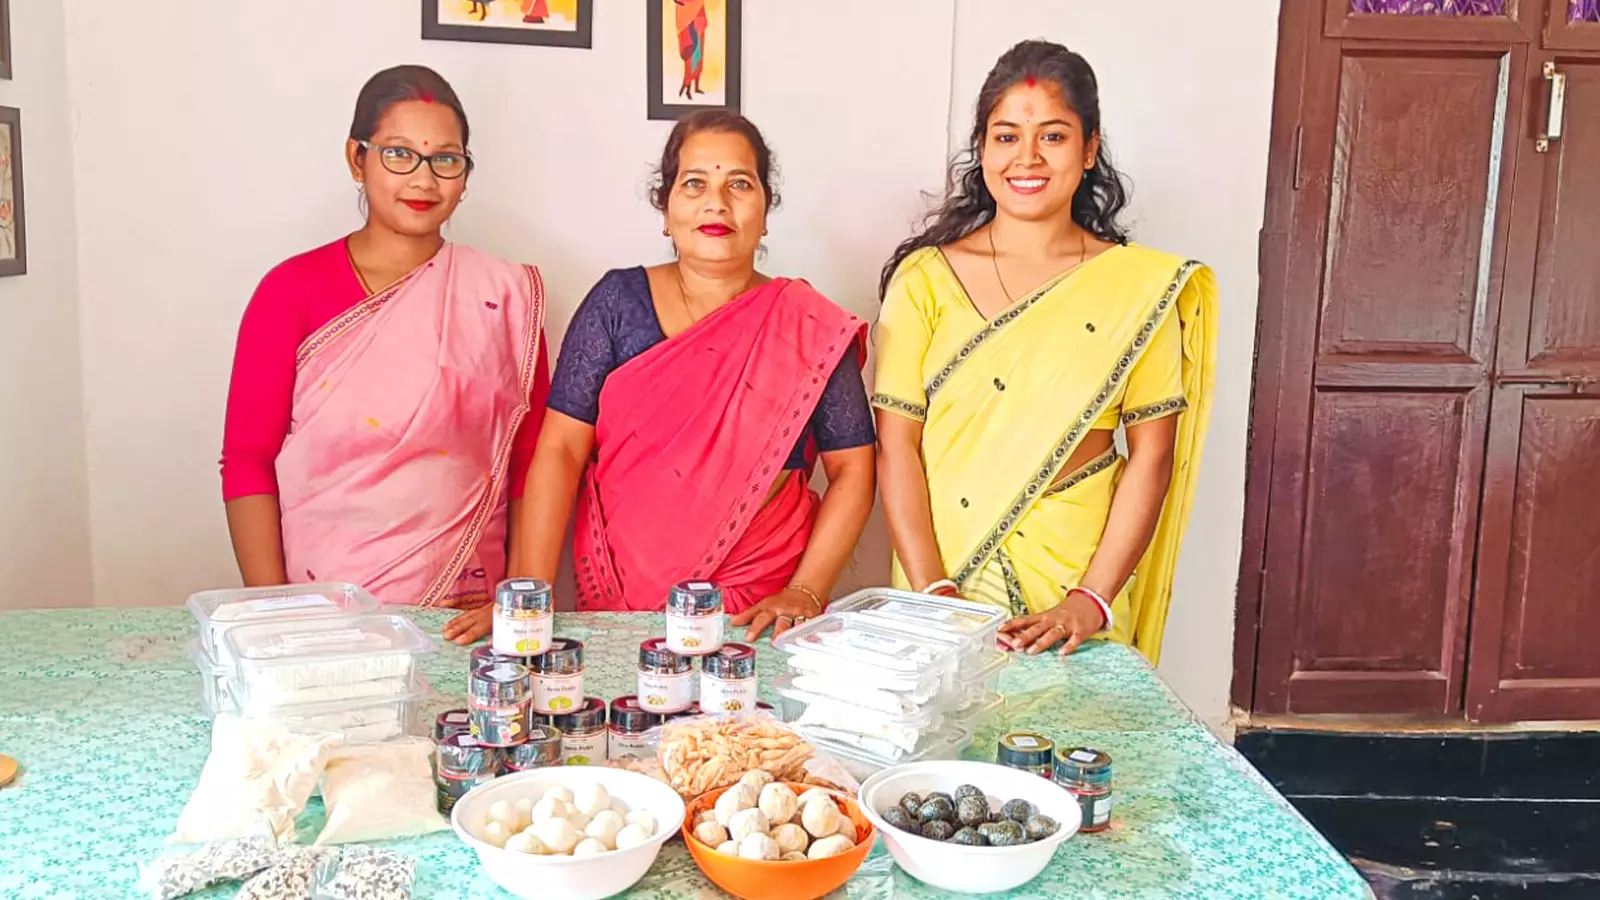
[421,0,594,49]
[0,105,26,278]
[647,0,742,121]
[0,0,12,81]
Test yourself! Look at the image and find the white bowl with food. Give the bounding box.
[858,759,1082,894]
[450,766,687,900]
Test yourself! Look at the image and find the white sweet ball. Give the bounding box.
[513,796,537,820]
[532,817,580,855]
[713,784,757,826]
[585,811,624,849]
[715,840,740,856]
[781,851,808,862]
[800,797,841,838]
[728,807,771,844]
[693,809,719,828]
[572,838,609,857]
[505,832,548,855]
[624,810,658,839]
[566,808,594,832]
[542,784,575,805]
[738,832,781,861]
[572,782,611,818]
[531,796,572,825]
[609,796,632,816]
[808,833,855,859]
[693,820,729,847]
[796,788,832,810]
[488,800,518,828]
[738,769,775,795]
[832,815,856,840]
[614,822,653,851]
[483,820,511,848]
[771,822,809,855]
[758,783,800,826]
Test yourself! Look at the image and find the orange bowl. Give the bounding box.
[681,782,875,900]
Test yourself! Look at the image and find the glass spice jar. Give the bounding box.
[492,579,555,657]
[528,638,585,715]
[468,661,532,748]
[435,734,502,814]
[698,643,758,715]
[637,638,696,714]
[664,581,725,656]
[608,696,665,761]
[997,731,1056,778]
[503,724,564,773]
[552,696,608,765]
[433,708,472,742]
[1054,746,1113,832]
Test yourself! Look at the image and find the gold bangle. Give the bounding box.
[786,583,824,613]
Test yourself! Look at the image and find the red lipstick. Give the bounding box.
[401,199,438,212]
[698,223,733,237]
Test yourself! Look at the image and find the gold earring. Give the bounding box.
[662,228,670,237]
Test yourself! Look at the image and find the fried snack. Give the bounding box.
[658,717,817,799]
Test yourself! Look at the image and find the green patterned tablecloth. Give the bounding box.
[0,608,1371,899]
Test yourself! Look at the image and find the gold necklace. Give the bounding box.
[674,265,755,325]
[988,225,1089,304]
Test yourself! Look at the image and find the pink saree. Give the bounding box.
[276,244,544,608]
[573,278,865,614]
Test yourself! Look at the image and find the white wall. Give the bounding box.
[47,0,1280,725]
[948,0,1281,728]
[0,0,93,610]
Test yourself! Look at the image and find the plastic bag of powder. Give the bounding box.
[314,738,448,845]
[172,714,338,844]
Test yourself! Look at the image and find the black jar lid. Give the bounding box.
[701,643,756,679]
[639,637,692,673]
[437,734,501,775]
[609,696,665,734]
[553,696,607,733]
[667,581,724,615]
[529,638,584,674]
[469,661,530,701]
[495,578,554,613]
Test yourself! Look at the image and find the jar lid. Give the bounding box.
[504,725,563,770]
[667,581,724,615]
[701,642,756,679]
[997,731,1055,766]
[437,734,501,774]
[529,638,584,673]
[610,696,665,733]
[639,638,692,673]
[470,645,519,670]
[434,708,472,740]
[553,696,607,732]
[1054,746,1112,780]
[495,578,554,613]
[470,661,530,700]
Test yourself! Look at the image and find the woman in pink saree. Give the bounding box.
[221,66,549,609]
[444,111,877,645]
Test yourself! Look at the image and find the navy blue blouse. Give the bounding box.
[547,268,876,469]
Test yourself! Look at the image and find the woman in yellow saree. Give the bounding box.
[874,40,1216,665]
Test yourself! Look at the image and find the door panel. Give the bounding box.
[1545,0,1600,49]
[1328,0,1537,41]
[1524,59,1600,368]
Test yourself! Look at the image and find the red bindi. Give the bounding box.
[1025,76,1038,89]
[416,90,436,104]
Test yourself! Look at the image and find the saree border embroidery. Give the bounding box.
[922,270,1074,403]
[1122,396,1189,426]
[997,550,1028,618]
[294,273,416,368]
[1041,448,1119,498]
[953,260,1203,589]
[870,393,927,420]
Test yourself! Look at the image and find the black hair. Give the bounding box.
[650,109,781,213]
[349,65,470,150]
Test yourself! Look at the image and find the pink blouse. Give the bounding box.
[221,239,550,502]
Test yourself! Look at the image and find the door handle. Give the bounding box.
[1536,62,1567,154]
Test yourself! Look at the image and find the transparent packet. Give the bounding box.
[314,846,416,900]
[637,711,860,800]
[138,825,281,900]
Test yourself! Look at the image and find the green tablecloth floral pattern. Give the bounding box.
[0,608,1371,899]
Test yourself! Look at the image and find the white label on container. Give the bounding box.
[687,582,715,591]
[608,729,658,761]
[637,669,695,713]
[874,600,956,622]
[532,671,585,715]
[665,612,724,655]
[1092,797,1112,823]
[242,594,337,614]
[699,673,759,714]
[276,627,369,648]
[1069,750,1099,764]
[493,609,552,656]
[561,731,607,765]
[842,631,914,656]
[1010,736,1041,749]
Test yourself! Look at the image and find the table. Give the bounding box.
[0,608,1372,899]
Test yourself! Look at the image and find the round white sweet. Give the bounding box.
[531,796,572,825]
[585,811,624,850]
[693,809,719,828]
[693,820,729,847]
[738,832,780,861]
[542,784,575,805]
[758,783,799,826]
[781,851,808,862]
[572,837,609,857]
[614,822,653,851]
[624,810,657,839]
[728,807,771,844]
[738,769,775,795]
[800,798,841,838]
[714,783,757,826]
[715,839,740,856]
[483,820,511,849]
[771,822,809,855]
[488,800,518,828]
[808,834,855,859]
[796,788,832,810]
[572,782,611,818]
[532,817,580,855]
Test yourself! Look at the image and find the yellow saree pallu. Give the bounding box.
[873,245,1217,664]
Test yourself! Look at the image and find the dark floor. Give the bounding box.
[1236,730,1600,900]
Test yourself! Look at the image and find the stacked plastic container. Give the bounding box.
[185,582,435,741]
[770,588,1009,778]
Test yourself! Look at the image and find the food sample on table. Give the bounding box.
[656,715,852,799]
[665,581,726,656]
[877,784,1060,847]
[637,638,696,714]
[686,772,859,863]
[221,614,433,712]
[187,582,380,662]
[466,780,658,858]
[698,642,758,715]
[492,579,555,657]
[607,696,664,761]
[550,697,608,765]
[528,638,585,715]
[503,724,563,773]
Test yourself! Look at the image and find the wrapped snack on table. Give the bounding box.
[650,713,858,801]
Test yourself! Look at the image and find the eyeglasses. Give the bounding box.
[358,140,473,179]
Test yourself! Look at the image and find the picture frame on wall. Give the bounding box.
[0,106,26,277]
[647,0,742,121]
[0,0,13,81]
[421,0,593,49]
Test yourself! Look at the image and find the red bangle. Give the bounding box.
[1067,586,1113,632]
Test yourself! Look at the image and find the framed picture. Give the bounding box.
[647,0,742,121]
[0,106,25,277]
[0,0,12,81]
[421,0,593,49]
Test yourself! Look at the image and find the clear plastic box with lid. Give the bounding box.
[221,613,435,713]
[824,589,1006,657]
[187,582,381,662]
[806,722,975,780]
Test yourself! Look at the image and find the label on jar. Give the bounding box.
[874,600,957,622]
[561,730,607,765]
[699,672,758,714]
[1092,797,1112,824]
[1068,749,1099,764]
[493,609,553,656]
[532,670,584,714]
[665,612,724,656]
[637,668,695,713]
[469,702,528,747]
[1011,736,1042,749]
[687,581,715,591]
[608,728,658,761]
[242,594,337,614]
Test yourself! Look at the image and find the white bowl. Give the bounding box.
[450,766,687,900]
[858,760,1082,894]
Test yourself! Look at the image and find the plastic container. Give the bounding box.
[770,673,947,761]
[698,643,758,715]
[825,589,1006,657]
[664,581,725,656]
[997,732,1055,778]
[1054,747,1113,833]
[222,614,435,713]
[946,692,1004,730]
[528,638,585,715]
[264,693,426,741]
[774,615,964,682]
[435,708,473,741]
[504,724,564,772]
[811,724,974,781]
[187,639,236,716]
[552,696,608,765]
[636,639,695,714]
[608,696,663,761]
[188,582,380,662]
[470,661,533,748]
[492,579,555,657]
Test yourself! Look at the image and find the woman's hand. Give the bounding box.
[442,605,493,646]
[997,591,1106,656]
[729,588,824,642]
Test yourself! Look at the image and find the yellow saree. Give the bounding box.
[873,244,1217,664]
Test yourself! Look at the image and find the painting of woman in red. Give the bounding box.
[675,0,709,99]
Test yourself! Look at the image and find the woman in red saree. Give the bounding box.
[221,66,549,609]
[444,110,876,645]
[675,0,709,98]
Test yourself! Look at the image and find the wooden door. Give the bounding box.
[1465,13,1600,720]
[1248,0,1530,715]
